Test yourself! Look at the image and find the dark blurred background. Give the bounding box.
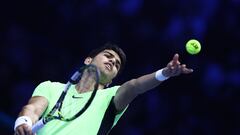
[1,0,240,134]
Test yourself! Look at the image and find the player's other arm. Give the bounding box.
[14,96,48,135]
[113,53,193,112]
[114,72,161,111]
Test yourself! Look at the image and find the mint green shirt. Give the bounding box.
[32,81,127,135]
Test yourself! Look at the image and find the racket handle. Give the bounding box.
[32,119,45,133]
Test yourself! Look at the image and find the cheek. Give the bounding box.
[113,68,118,76]
[91,58,104,66]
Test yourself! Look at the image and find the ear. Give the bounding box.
[84,57,92,65]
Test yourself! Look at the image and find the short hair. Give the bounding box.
[87,42,126,75]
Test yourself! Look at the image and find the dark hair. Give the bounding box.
[88,42,126,75]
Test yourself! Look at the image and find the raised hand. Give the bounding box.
[162,53,193,77]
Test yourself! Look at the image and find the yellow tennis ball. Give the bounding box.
[185,39,201,55]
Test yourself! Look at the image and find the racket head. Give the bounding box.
[78,64,100,93]
[62,64,100,121]
[32,64,101,133]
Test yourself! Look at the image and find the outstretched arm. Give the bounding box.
[14,96,48,135]
[113,53,193,111]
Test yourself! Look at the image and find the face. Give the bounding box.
[85,49,121,85]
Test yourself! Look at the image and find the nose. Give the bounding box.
[109,58,116,66]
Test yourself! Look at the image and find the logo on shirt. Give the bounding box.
[72,95,83,99]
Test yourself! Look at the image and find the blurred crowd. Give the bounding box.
[0,0,240,134]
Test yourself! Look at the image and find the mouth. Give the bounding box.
[104,63,113,71]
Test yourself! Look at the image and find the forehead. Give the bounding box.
[101,49,121,63]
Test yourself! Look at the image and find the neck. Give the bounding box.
[75,82,105,94]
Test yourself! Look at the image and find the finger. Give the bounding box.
[181,64,186,71]
[167,62,174,70]
[174,65,182,75]
[182,67,193,74]
[172,53,179,64]
[172,54,181,67]
[30,127,35,135]
[167,64,179,76]
[22,124,31,135]
[18,127,25,135]
[172,61,181,70]
[179,64,190,73]
[177,60,181,65]
[26,126,34,135]
[24,125,31,135]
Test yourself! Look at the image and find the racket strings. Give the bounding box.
[57,66,98,117]
[32,65,100,133]
[55,65,99,120]
[49,68,98,121]
[78,69,97,93]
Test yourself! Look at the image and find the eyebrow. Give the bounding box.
[103,51,121,66]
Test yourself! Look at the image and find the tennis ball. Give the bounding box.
[185,39,201,55]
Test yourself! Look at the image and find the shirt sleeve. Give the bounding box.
[108,86,128,127]
[32,81,52,102]
[112,104,128,127]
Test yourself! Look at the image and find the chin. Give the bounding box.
[100,72,112,81]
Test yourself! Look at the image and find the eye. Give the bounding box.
[104,54,110,58]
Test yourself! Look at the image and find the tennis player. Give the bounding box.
[14,43,193,135]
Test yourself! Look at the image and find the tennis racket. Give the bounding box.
[32,64,100,133]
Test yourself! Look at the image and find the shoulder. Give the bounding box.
[33,81,65,96]
[98,85,120,96]
[36,81,65,88]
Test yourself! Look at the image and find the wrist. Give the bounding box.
[155,69,169,81]
[14,116,32,131]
